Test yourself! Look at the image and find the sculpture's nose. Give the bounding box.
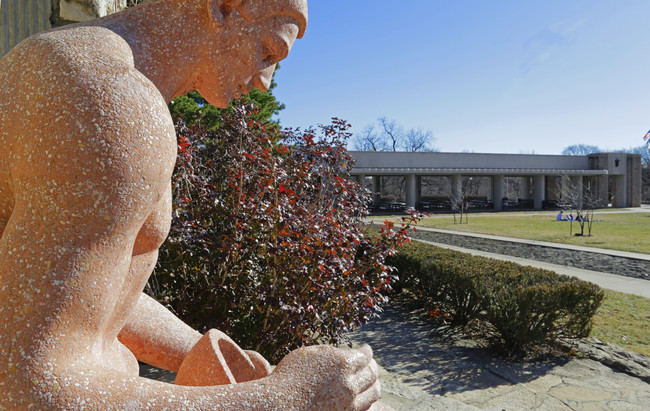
[251,65,276,91]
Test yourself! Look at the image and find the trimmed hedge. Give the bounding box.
[390,241,604,351]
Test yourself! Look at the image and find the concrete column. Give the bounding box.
[356,174,366,187]
[371,176,381,204]
[533,175,545,210]
[450,174,462,211]
[416,176,422,206]
[486,177,494,202]
[570,175,583,209]
[492,175,504,210]
[406,174,417,209]
[627,155,642,207]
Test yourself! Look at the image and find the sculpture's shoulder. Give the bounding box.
[0,25,173,160]
[0,25,160,104]
[11,25,136,73]
[0,25,167,121]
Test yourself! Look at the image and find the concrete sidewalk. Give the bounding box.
[413,237,650,299]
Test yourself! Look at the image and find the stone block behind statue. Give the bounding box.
[0,0,382,408]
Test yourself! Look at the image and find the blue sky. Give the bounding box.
[272,1,650,154]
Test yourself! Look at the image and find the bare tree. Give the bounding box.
[350,124,387,151]
[351,117,437,152]
[553,176,600,236]
[452,177,473,224]
[378,117,400,152]
[562,144,601,156]
[405,128,436,152]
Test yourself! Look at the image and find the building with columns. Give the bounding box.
[350,151,642,211]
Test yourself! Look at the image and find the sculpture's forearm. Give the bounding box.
[19,365,286,410]
[118,292,202,372]
[16,351,379,411]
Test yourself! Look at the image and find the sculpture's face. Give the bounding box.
[197,7,306,108]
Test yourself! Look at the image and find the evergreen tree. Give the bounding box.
[168,70,285,129]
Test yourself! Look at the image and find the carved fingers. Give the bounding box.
[271,344,382,410]
[354,378,382,411]
[348,345,381,410]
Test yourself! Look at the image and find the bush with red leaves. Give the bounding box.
[151,103,419,363]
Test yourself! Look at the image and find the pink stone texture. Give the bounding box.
[0,0,382,409]
[175,329,272,386]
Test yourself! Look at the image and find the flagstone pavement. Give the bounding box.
[348,299,650,411]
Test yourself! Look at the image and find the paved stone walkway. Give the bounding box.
[348,300,650,411]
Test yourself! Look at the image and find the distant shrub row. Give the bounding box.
[390,241,604,352]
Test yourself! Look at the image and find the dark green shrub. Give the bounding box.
[482,271,561,350]
[390,243,484,325]
[434,258,484,325]
[390,241,604,352]
[551,276,604,338]
[483,269,604,351]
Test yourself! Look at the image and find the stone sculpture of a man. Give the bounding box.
[0,0,381,408]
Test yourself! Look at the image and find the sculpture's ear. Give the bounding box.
[209,0,243,25]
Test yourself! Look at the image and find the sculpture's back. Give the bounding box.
[0,20,179,407]
[0,1,383,409]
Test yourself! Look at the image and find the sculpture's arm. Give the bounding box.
[120,293,272,379]
[18,345,380,410]
[118,292,202,372]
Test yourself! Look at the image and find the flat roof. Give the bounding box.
[351,167,608,176]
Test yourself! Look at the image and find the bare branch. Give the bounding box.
[353,117,438,152]
[404,128,436,152]
[562,144,600,156]
[350,125,386,151]
[378,117,401,152]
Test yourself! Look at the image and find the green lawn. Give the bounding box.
[592,290,650,357]
[378,210,650,254]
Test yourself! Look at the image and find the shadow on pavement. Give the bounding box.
[347,296,569,396]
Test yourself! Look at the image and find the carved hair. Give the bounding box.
[212,0,307,38]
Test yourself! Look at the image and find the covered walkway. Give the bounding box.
[351,151,642,211]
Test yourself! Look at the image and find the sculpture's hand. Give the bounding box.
[175,329,272,386]
[271,344,381,410]
[243,349,272,379]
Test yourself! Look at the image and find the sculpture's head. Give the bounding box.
[195,0,308,107]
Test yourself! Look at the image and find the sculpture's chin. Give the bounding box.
[194,85,231,108]
[202,92,230,109]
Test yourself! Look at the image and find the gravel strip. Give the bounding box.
[410,229,650,280]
